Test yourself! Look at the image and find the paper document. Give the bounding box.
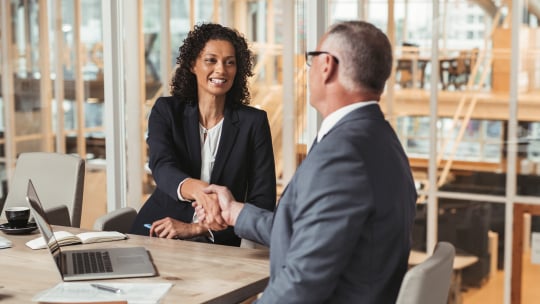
[32,282,173,304]
[0,236,12,249]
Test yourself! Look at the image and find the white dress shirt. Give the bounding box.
[317,101,378,143]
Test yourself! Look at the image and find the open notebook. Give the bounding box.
[26,179,157,281]
[26,230,127,250]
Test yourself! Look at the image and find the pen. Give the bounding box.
[91,283,123,294]
[144,223,152,229]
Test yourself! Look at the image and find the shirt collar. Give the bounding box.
[317,101,378,143]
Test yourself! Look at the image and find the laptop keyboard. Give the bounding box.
[72,251,114,274]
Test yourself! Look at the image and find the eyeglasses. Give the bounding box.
[305,51,339,67]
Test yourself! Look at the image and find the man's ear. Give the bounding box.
[321,55,338,84]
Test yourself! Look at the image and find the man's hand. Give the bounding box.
[194,185,244,227]
[149,217,208,239]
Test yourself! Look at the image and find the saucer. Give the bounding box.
[0,222,38,235]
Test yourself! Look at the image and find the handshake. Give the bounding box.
[192,185,244,231]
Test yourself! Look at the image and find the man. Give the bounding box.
[196,21,417,303]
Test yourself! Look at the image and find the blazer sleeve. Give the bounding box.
[235,203,274,246]
[146,98,190,201]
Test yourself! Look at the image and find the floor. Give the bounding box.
[80,169,108,229]
[462,252,540,304]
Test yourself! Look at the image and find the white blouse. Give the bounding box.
[190,118,223,242]
[176,118,224,202]
[199,119,224,183]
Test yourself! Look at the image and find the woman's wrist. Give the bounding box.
[192,223,214,242]
[193,222,210,236]
[181,179,210,201]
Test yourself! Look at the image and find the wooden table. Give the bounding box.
[0,226,270,303]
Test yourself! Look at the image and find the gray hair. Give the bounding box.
[322,21,393,94]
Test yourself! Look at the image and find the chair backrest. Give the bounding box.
[396,242,456,304]
[93,207,138,233]
[1,152,85,227]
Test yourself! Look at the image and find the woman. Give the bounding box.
[130,23,276,247]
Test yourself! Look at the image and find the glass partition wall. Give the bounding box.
[0,0,107,226]
[1,0,539,302]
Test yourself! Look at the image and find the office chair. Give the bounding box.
[93,207,138,233]
[396,242,455,304]
[1,152,85,227]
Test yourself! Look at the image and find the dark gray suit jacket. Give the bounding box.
[131,96,276,246]
[235,103,417,303]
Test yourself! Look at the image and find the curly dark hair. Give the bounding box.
[170,23,254,106]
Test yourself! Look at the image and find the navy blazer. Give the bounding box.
[131,96,276,246]
[235,104,417,303]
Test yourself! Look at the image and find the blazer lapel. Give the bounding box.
[183,103,202,178]
[211,106,238,182]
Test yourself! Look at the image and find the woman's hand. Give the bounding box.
[149,217,207,239]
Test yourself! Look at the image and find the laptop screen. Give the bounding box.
[26,179,66,278]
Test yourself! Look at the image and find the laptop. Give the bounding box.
[26,179,157,281]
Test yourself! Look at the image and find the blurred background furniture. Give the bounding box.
[396,42,429,89]
[0,152,85,227]
[438,48,478,90]
[446,49,478,89]
[93,207,138,233]
[409,248,477,304]
[413,200,491,288]
[398,242,455,304]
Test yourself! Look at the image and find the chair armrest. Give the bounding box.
[93,207,137,233]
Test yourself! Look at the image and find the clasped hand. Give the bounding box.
[192,185,239,229]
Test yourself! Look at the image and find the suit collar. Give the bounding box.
[318,103,384,144]
[317,101,379,143]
